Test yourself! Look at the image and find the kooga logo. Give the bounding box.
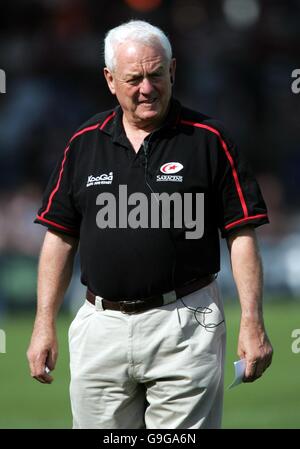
[86,172,113,187]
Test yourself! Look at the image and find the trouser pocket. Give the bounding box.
[175,281,226,355]
[68,300,96,347]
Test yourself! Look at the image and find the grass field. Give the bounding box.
[0,301,299,429]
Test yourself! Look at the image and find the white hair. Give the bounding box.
[104,20,172,72]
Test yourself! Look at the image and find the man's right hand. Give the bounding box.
[27,230,78,384]
[27,325,58,384]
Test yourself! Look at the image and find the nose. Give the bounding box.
[140,77,154,95]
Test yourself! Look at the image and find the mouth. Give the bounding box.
[139,98,157,105]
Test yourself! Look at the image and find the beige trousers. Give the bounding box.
[69,280,226,429]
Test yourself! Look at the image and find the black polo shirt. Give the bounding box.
[35,98,269,300]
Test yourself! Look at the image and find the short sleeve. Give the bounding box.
[212,124,269,238]
[34,142,81,236]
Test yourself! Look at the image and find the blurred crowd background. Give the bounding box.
[0,0,300,315]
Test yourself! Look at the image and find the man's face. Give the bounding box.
[104,41,176,129]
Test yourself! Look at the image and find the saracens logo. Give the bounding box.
[157,162,184,182]
[160,162,183,174]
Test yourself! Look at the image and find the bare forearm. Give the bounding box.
[227,227,264,322]
[227,227,273,381]
[35,230,78,327]
[28,230,78,383]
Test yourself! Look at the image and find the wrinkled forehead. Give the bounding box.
[113,41,168,73]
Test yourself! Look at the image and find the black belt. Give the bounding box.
[86,274,216,314]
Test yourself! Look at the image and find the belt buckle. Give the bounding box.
[119,300,138,314]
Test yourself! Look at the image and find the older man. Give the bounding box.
[27,20,273,429]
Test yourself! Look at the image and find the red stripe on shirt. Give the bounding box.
[41,144,71,218]
[224,214,268,230]
[70,123,103,143]
[100,111,116,130]
[180,120,249,218]
[40,112,115,220]
[36,215,78,234]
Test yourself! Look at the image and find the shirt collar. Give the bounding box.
[100,97,182,146]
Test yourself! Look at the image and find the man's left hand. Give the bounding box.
[238,317,273,382]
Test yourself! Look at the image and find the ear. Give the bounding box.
[103,67,116,95]
[169,58,176,85]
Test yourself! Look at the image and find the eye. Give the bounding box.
[127,77,142,85]
[150,73,162,79]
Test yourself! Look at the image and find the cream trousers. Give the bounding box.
[69,280,226,429]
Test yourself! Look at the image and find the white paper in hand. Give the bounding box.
[228,358,246,389]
